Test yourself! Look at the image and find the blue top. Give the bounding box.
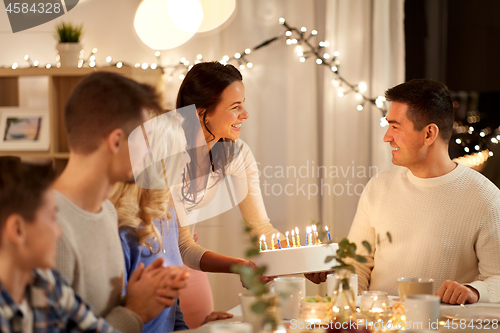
[119,207,189,332]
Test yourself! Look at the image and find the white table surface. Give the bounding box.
[186,303,500,332]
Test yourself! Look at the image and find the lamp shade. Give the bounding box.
[134,0,201,50]
[197,0,235,32]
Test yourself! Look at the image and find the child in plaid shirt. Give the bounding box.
[0,157,118,333]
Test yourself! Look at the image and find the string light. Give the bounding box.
[5,18,387,117]
[454,150,491,168]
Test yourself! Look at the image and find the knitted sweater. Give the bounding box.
[54,191,143,333]
[348,163,500,303]
[175,139,280,269]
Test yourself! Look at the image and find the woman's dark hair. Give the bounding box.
[385,79,454,141]
[0,157,56,240]
[176,62,243,205]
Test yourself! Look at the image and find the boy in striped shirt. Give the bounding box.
[0,157,117,333]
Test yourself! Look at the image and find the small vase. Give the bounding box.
[56,43,82,67]
[331,270,357,322]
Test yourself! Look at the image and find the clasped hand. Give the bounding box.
[125,258,189,323]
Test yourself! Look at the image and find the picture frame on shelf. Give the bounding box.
[0,108,50,151]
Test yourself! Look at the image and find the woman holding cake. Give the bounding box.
[173,62,328,326]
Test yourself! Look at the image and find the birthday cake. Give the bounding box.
[254,243,339,276]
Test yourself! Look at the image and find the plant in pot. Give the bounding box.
[55,22,83,67]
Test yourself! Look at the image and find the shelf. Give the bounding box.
[0,66,163,78]
[0,67,163,174]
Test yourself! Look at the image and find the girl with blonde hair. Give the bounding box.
[110,110,235,331]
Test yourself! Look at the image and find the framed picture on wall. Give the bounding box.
[0,108,50,151]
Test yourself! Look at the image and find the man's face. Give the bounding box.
[23,189,61,269]
[383,101,427,168]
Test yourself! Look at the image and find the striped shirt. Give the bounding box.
[0,269,119,333]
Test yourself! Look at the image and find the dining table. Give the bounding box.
[185,300,500,333]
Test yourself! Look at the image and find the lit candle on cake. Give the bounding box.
[306,226,312,246]
[312,225,321,245]
[262,235,268,250]
[277,233,282,249]
[285,231,291,248]
[259,235,263,251]
[291,230,297,247]
[325,226,331,242]
[271,234,275,250]
[295,227,301,247]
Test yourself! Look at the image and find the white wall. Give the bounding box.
[1,0,403,311]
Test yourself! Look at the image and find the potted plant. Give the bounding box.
[55,22,83,67]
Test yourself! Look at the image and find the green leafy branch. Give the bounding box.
[324,232,392,290]
[230,226,270,314]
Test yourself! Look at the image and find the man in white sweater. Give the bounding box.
[348,79,500,304]
[54,72,189,333]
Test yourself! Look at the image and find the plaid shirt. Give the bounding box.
[0,269,119,333]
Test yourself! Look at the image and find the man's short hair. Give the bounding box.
[0,157,56,239]
[65,72,162,154]
[385,79,454,142]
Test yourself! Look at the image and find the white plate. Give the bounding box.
[441,306,500,320]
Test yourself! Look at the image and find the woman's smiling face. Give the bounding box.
[202,81,249,142]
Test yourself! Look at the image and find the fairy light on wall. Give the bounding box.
[5,18,388,117]
[451,97,500,161]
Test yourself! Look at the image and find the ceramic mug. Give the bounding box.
[404,295,440,330]
[397,277,433,299]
